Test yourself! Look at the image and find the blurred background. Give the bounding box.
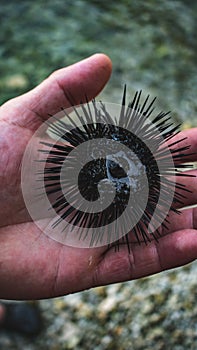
[0,0,196,349]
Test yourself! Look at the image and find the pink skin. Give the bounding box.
[0,304,5,324]
[0,53,197,300]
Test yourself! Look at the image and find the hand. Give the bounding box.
[0,54,196,300]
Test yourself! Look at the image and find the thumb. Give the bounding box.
[1,53,112,130]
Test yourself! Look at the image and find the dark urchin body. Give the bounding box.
[39,86,193,250]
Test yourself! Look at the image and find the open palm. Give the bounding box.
[0,54,196,300]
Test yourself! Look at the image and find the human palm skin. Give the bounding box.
[0,53,196,300]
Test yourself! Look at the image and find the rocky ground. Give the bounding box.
[1,262,197,350]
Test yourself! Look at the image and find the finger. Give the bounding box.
[174,169,197,209]
[1,53,112,130]
[162,207,197,234]
[94,229,197,285]
[167,128,197,164]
